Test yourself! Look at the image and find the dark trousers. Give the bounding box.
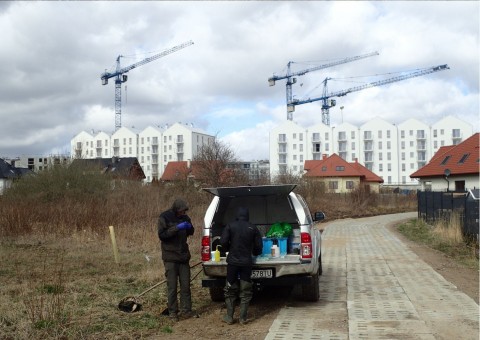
[164,261,191,315]
[226,264,252,285]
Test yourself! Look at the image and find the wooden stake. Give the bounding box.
[109,225,120,264]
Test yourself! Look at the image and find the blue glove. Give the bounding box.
[177,221,192,230]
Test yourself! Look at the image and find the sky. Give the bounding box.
[0,1,478,161]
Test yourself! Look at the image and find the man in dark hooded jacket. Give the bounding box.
[220,206,262,325]
[158,198,194,320]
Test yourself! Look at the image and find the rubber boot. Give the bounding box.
[239,280,253,325]
[222,281,238,324]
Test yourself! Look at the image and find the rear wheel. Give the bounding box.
[209,286,224,302]
[300,268,320,302]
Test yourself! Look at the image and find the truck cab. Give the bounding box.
[200,184,325,302]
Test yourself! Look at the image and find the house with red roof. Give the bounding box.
[410,133,479,192]
[304,154,384,193]
[160,160,235,186]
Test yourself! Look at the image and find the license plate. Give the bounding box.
[251,269,273,279]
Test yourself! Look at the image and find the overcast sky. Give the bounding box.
[0,1,478,161]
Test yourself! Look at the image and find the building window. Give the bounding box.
[293,133,296,139]
[322,166,327,171]
[293,155,297,161]
[314,143,320,152]
[329,181,338,190]
[123,138,126,145]
[388,163,392,171]
[325,143,329,151]
[336,166,345,171]
[433,129,437,137]
[401,141,405,149]
[401,130,405,138]
[409,130,413,136]
[312,132,320,141]
[325,132,329,140]
[402,176,406,184]
[379,164,383,171]
[351,142,355,150]
[402,163,406,171]
[434,141,438,148]
[401,152,405,161]
[351,131,355,139]
[346,181,354,189]
[299,144,303,152]
[388,176,392,184]
[387,141,391,149]
[440,129,444,135]
[300,155,303,162]
[299,133,303,141]
[387,130,391,138]
[440,156,451,165]
[378,141,383,150]
[458,153,470,164]
[278,134,286,142]
[379,153,383,161]
[378,130,382,138]
[293,144,297,150]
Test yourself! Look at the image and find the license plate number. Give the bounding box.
[251,269,273,279]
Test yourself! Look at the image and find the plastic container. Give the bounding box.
[277,237,287,256]
[262,237,273,256]
[271,244,280,258]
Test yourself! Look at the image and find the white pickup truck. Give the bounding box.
[200,184,325,302]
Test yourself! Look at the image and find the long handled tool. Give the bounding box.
[118,261,202,313]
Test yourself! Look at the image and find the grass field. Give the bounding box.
[0,166,427,338]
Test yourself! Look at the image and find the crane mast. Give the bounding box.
[288,64,450,125]
[269,51,379,121]
[101,40,194,131]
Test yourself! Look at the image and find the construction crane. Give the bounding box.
[288,64,450,126]
[269,51,379,121]
[101,40,194,131]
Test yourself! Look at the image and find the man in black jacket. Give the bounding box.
[220,206,262,325]
[158,198,194,320]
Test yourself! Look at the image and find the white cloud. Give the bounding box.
[0,1,478,160]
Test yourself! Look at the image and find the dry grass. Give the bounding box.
[0,166,418,339]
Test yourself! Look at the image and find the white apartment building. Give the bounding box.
[71,123,215,182]
[269,115,474,187]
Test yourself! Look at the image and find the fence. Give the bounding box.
[417,191,479,239]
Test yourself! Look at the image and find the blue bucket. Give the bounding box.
[262,237,273,256]
[277,237,287,256]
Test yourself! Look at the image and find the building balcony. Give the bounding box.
[363,133,373,140]
[278,138,287,143]
[452,134,462,140]
[278,149,287,154]
[416,132,426,140]
[417,144,426,151]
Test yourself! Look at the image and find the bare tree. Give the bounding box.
[192,138,238,187]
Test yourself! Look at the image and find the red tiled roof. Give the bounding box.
[160,160,233,182]
[304,154,383,183]
[161,161,195,181]
[411,133,479,178]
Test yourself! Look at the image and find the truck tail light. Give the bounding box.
[201,236,211,261]
[301,232,313,259]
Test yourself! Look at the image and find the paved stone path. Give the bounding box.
[265,212,479,340]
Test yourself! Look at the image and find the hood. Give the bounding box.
[171,199,189,213]
[236,206,249,221]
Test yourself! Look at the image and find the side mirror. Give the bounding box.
[313,211,326,222]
